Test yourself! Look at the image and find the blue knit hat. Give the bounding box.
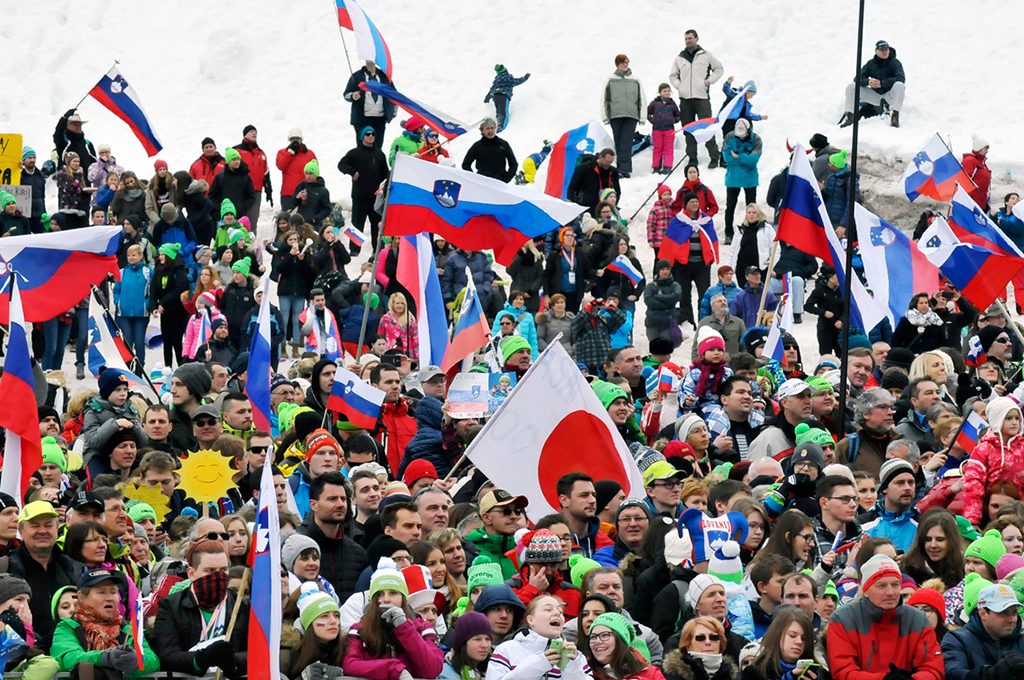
[21,147,35,161]
[98,369,128,400]
[360,126,376,140]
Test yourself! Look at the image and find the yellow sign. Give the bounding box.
[177,449,237,504]
[119,482,172,524]
[0,134,23,186]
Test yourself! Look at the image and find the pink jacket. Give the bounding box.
[377,312,419,360]
[646,198,673,248]
[183,309,224,360]
[962,432,1024,525]
[343,618,443,680]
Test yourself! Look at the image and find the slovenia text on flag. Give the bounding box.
[327,365,386,430]
[776,145,887,332]
[606,254,644,286]
[334,0,392,79]
[383,155,585,266]
[855,203,940,326]
[542,121,614,200]
[246,280,273,433]
[658,213,719,266]
[917,215,1024,310]
[681,86,748,144]
[87,294,148,390]
[397,234,450,366]
[0,280,42,505]
[361,80,472,140]
[902,133,975,202]
[88,66,163,156]
[442,274,489,372]
[0,226,120,324]
[247,452,282,680]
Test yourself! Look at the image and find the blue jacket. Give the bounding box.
[337,304,380,343]
[151,215,197,262]
[288,463,313,519]
[485,71,530,101]
[996,210,1024,252]
[398,397,446,477]
[721,82,764,122]
[822,167,860,228]
[941,609,1024,680]
[114,262,152,317]
[722,131,762,189]
[442,250,495,308]
[699,281,742,318]
[730,285,777,328]
[859,502,919,553]
[609,309,633,349]
[492,305,538,358]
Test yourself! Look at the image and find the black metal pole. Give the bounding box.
[836,0,866,432]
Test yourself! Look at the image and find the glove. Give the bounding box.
[63,108,76,119]
[265,188,274,206]
[992,652,1024,675]
[380,604,408,627]
[100,649,139,673]
[288,140,301,153]
[301,662,330,680]
[882,663,916,680]
[195,640,234,670]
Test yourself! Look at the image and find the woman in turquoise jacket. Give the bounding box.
[722,118,763,245]
[491,291,538,358]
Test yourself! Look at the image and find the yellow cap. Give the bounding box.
[18,501,57,523]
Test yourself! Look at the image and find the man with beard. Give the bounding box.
[297,471,367,600]
[837,388,899,476]
[748,378,813,461]
[858,458,919,553]
[607,346,647,403]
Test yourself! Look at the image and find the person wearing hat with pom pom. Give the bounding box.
[694,294,746,359]
[151,242,192,366]
[681,329,734,416]
[507,529,582,617]
[963,396,1024,529]
[283,585,345,679]
[962,134,991,211]
[485,65,530,133]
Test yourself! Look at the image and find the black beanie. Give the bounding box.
[977,325,1006,358]
[809,133,829,150]
[594,480,622,515]
[649,337,674,356]
[366,535,407,568]
[242,124,257,136]
[201,137,216,148]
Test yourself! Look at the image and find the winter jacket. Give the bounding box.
[181,178,215,240]
[87,156,124,189]
[313,240,352,277]
[488,628,592,680]
[602,69,645,122]
[573,306,626,369]
[536,310,575,354]
[377,312,419,358]
[209,162,256,218]
[647,198,673,248]
[722,132,762,189]
[508,248,545,299]
[81,396,146,464]
[337,303,380,343]
[151,215,197,261]
[272,248,315,298]
[493,306,539,358]
[672,181,719,217]
[56,169,90,214]
[698,281,741,318]
[398,397,448,475]
[572,516,614,559]
[416,141,450,164]
[692,315,746,358]
[296,518,368,601]
[53,112,98,169]
[734,221,775,273]
[916,475,965,517]
[486,71,531,101]
[648,97,681,130]
[188,153,225,189]
[858,501,919,553]
[730,285,776,328]
[183,309,224,359]
[507,567,583,617]
[276,144,317,198]
[463,135,518,182]
[389,130,423,165]
[150,261,191,314]
[962,431,1024,525]
[568,157,622,210]
[806,280,843,328]
[242,302,284,351]
[962,151,992,210]
[51,618,159,677]
[669,46,724,100]
[644,276,682,340]
[144,173,177,224]
[19,166,46,224]
[221,280,256,339]
[593,254,645,302]
[338,143,390,199]
[543,246,593,298]
[233,139,270,197]
[151,587,247,674]
[0,209,30,237]
[442,250,496,307]
[343,66,397,126]
[114,261,152,317]
[466,527,518,579]
[856,48,906,95]
[110,186,146,225]
[379,399,418,476]
[720,82,765,123]
[662,649,738,680]
[942,609,1024,680]
[822,168,859,228]
[774,243,819,279]
[294,177,332,226]
[811,145,841,184]
[344,618,444,680]
[827,598,943,680]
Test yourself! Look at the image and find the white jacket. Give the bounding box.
[668,47,724,100]
[487,629,593,680]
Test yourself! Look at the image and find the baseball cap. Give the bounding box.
[192,404,221,421]
[479,489,528,514]
[875,40,890,50]
[977,583,1020,612]
[744,265,761,275]
[19,501,57,523]
[643,460,683,487]
[80,568,125,590]
[68,491,104,513]
[419,366,445,382]
[777,378,812,399]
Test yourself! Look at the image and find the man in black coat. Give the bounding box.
[839,40,906,128]
[462,118,518,183]
[209,148,256,222]
[19,148,46,233]
[338,128,389,254]
[297,471,368,601]
[343,60,397,148]
[567,149,621,211]
[53,109,97,169]
[151,538,245,677]
[221,268,256,350]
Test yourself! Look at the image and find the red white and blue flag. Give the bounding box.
[658,213,719,266]
[247,450,281,680]
[442,274,489,372]
[384,155,585,266]
[902,134,975,202]
[246,280,273,433]
[948,184,1024,304]
[657,367,677,392]
[0,226,120,324]
[196,309,213,351]
[682,86,748,143]
[361,80,472,140]
[397,234,449,365]
[855,203,940,326]
[542,121,613,200]
[606,254,644,286]
[965,333,987,368]
[956,411,988,454]
[334,0,392,79]
[776,145,887,332]
[88,66,163,156]
[341,224,367,248]
[918,215,1024,309]
[87,294,149,392]
[300,305,342,361]
[131,592,145,669]
[0,280,42,505]
[763,294,792,365]
[327,365,386,430]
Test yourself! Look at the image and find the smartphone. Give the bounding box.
[795,660,819,679]
[547,639,570,670]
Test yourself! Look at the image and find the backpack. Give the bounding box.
[845,432,861,463]
[312,269,347,296]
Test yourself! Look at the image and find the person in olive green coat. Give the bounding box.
[602,54,646,177]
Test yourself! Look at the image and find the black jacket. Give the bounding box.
[313,240,352,277]
[210,163,256,218]
[168,405,199,453]
[773,242,818,279]
[343,67,397,126]
[805,279,843,327]
[272,249,315,298]
[294,177,332,226]
[53,111,98,169]
[297,518,368,601]
[462,136,518,182]
[221,280,256,341]
[2,545,82,649]
[338,144,390,199]
[568,156,622,209]
[151,587,248,674]
[19,166,46,224]
[857,47,905,95]
[150,262,191,315]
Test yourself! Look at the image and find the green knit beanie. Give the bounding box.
[965,529,1007,570]
[963,572,994,621]
[829,150,849,170]
[466,562,503,594]
[304,159,320,177]
[805,376,834,394]
[569,554,601,590]
[589,612,650,663]
[231,256,252,277]
[495,64,507,73]
[364,292,380,309]
[224,147,241,164]
[51,585,78,621]
[41,437,67,473]
[127,502,157,524]
[1007,568,1024,605]
[369,567,408,598]
[220,198,237,219]
[591,380,629,411]
[158,242,182,260]
[0,191,16,211]
[499,335,531,364]
[794,422,833,448]
[299,592,340,631]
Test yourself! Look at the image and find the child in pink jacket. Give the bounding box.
[963,396,1024,526]
[182,290,224,360]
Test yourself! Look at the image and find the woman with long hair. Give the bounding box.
[377,292,419,359]
[740,609,823,680]
[428,528,469,589]
[730,498,770,565]
[987,513,1024,555]
[441,611,493,680]
[902,509,965,588]
[184,265,222,315]
[221,514,251,568]
[576,593,617,651]
[662,616,738,680]
[586,612,664,680]
[756,510,815,570]
[487,594,590,680]
[285,588,345,679]
[56,151,93,230]
[593,235,646,311]
[908,351,955,402]
[733,203,775,279]
[412,540,463,614]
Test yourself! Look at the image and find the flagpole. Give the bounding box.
[995,299,1024,348]
[90,285,161,397]
[331,0,355,74]
[754,240,780,325]
[628,153,689,223]
[354,160,397,359]
[836,0,866,430]
[73,59,119,110]
[212,567,250,680]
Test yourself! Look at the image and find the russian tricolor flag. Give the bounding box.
[196,310,213,352]
[327,365,386,430]
[855,203,940,326]
[384,155,585,266]
[341,224,367,248]
[542,121,613,200]
[0,280,42,505]
[442,274,489,372]
[681,86,748,143]
[334,0,392,79]
[965,334,987,368]
[763,293,793,366]
[956,411,987,454]
[88,66,163,156]
[902,133,975,203]
[361,80,472,140]
[300,306,343,361]
[87,294,150,393]
[397,233,449,365]
[246,280,273,433]
[606,254,644,286]
[131,594,145,669]
[657,367,676,392]
[658,213,719,266]
[247,450,281,680]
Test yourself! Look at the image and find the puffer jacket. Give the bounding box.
[151,215,197,262]
[858,501,920,554]
[276,144,317,198]
[822,168,859,228]
[378,399,418,476]
[722,132,762,189]
[51,618,159,678]
[294,177,332,226]
[644,276,682,339]
[536,310,575,354]
[188,153,225,189]
[209,162,256,218]
[602,69,645,122]
[181,178,215,242]
[963,431,1024,525]
[114,261,152,317]
[344,618,443,680]
[80,396,145,464]
[962,150,992,210]
[827,598,943,680]
[668,46,724,100]
[488,628,592,680]
[233,139,270,196]
[507,247,545,299]
[661,649,737,680]
[698,281,741,319]
[942,609,1024,680]
[398,396,445,477]
[857,47,905,95]
[442,250,495,307]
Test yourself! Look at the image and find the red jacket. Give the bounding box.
[188,154,225,192]
[378,399,418,476]
[416,143,450,164]
[962,151,992,210]
[916,475,964,516]
[962,431,1024,525]
[507,567,582,617]
[672,179,719,216]
[234,140,269,193]
[275,146,317,197]
[827,599,944,680]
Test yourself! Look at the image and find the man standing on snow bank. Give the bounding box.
[462,119,518,183]
[338,127,389,255]
[485,65,530,133]
[344,60,396,149]
[669,30,724,169]
[602,54,645,179]
[233,125,272,229]
[839,40,906,129]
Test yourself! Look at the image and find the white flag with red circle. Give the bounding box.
[464,341,644,518]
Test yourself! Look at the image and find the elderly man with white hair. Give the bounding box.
[693,294,746,358]
[836,387,899,476]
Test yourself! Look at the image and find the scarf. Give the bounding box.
[691,652,723,675]
[76,601,123,651]
[692,357,727,399]
[906,308,943,327]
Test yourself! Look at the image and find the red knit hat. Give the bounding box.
[154,159,168,171]
[906,587,946,624]
[403,459,438,487]
[304,428,341,462]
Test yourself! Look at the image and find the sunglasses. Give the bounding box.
[248,445,269,454]
[194,418,219,427]
[491,506,523,517]
[201,532,231,541]
[693,634,721,642]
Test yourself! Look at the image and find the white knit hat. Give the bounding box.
[985,396,1020,434]
[687,573,725,610]
[971,134,990,152]
[860,554,901,592]
[288,127,303,140]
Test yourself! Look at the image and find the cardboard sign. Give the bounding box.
[448,372,488,419]
[0,134,23,186]
[0,185,32,217]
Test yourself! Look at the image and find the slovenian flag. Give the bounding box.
[902,133,975,202]
[682,86,748,143]
[327,365,386,430]
[965,334,987,368]
[659,213,719,266]
[361,80,472,140]
[763,293,792,365]
[397,233,449,365]
[0,280,42,505]
[956,410,987,454]
[334,0,392,79]
[384,155,585,266]
[542,121,614,200]
[87,295,149,392]
[606,254,644,286]
[341,224,367,248]
[246,280,273,433]
[442,274,489,372]
[88,66,163,156]
[131,594,145,669]
[247,450,282,680]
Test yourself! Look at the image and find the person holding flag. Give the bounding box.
[343,60,397,147]
[658,193,718,327]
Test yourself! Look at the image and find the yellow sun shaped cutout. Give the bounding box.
[119,482,173,525]
[177,449,236,504]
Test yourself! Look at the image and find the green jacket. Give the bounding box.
[465,527,517,579]
[388,131,422,165]
[51,618,160,678]
[602,69,645,122]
